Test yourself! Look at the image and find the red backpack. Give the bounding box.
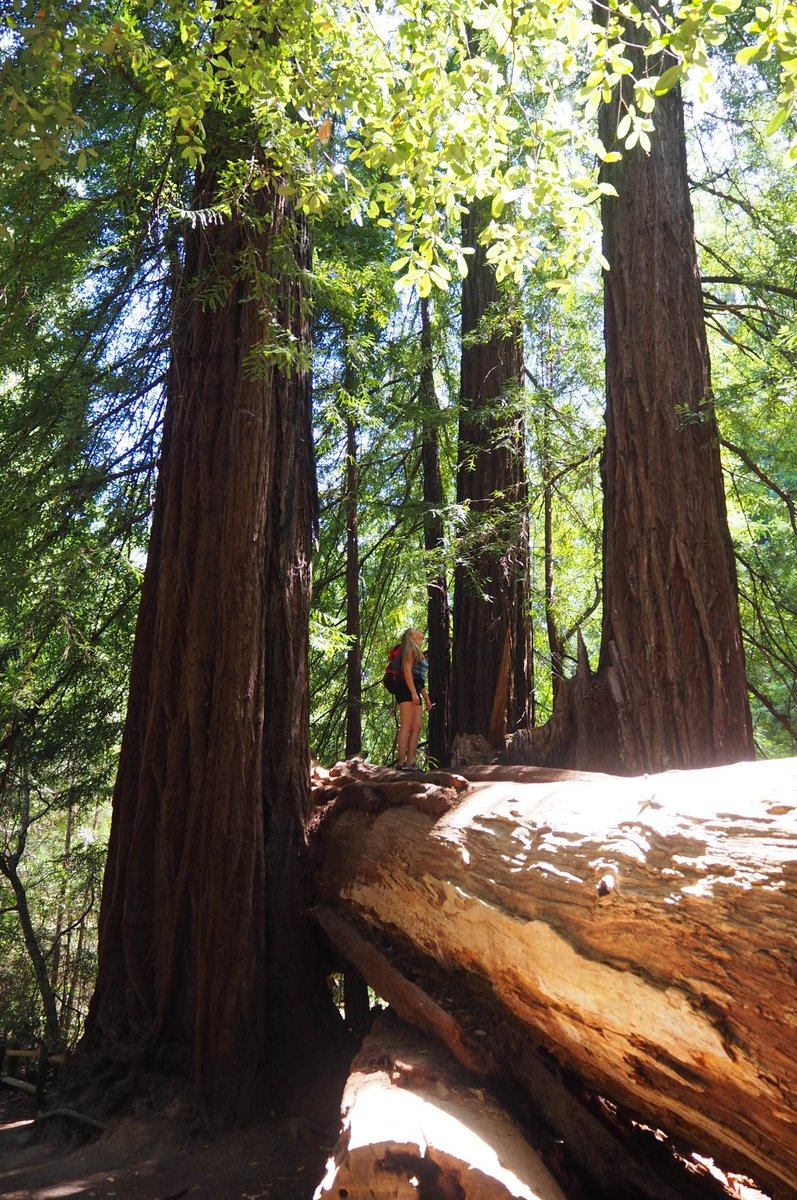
[382,644,402,694]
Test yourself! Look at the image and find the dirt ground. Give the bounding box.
[0,1072,345,1200]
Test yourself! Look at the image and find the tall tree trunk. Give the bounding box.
[3,861,61,1048]
[344,383,362,759]
[542,440,564,706]
[510,445,532,735]
[451,202,531,748]
[420,298,451,768]
[519,45,754,774]
[84,169,335,1116]
[591,64,754,770]
[49,801,73,996]
[0,770,62,1046]
[62,903,85,1044]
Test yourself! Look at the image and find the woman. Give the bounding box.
[394,628,432,771]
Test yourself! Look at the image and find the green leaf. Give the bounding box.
[765,107,791,136]
[736,43,770,65]
[636,88,656,114]
[655,64,684,94]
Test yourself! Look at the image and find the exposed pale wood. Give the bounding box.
[315,1011,566,1200]
[317,756,797,1198]
[313,906,735,1200]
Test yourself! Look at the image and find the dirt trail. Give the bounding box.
[0,1083,337,1200]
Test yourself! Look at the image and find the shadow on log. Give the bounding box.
[312,757,794,1198]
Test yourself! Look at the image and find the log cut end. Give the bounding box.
[315,1011,566,1200]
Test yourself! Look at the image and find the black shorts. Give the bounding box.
[394,678,420,704]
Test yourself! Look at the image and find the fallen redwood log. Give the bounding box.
[315,907,746,1200]
[315,1009,567,1200]
[315,756,797,1199]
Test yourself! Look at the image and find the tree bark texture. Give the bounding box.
[85,174,328,1114]
[594,78,754,770]
[452,202,531,748]
[315,1009,567,1200]
[420,297,452,768]
[315,756,797,1199]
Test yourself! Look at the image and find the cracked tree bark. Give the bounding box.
[83,168,338,1117]
[515,25,753,775]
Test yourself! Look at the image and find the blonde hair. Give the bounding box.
[400,628,423,664]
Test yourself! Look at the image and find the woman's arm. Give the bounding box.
[403,655,420,703]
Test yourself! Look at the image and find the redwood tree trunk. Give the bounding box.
[451,202,531,748]
[592,73,754,771]
[420,297,451,768]
[519,54,754,774]
[84,172,333,1115]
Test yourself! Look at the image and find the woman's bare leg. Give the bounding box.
[407,705,423,766]
[397,701,415,764]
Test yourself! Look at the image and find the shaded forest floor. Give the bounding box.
[0,1063,347,1200]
